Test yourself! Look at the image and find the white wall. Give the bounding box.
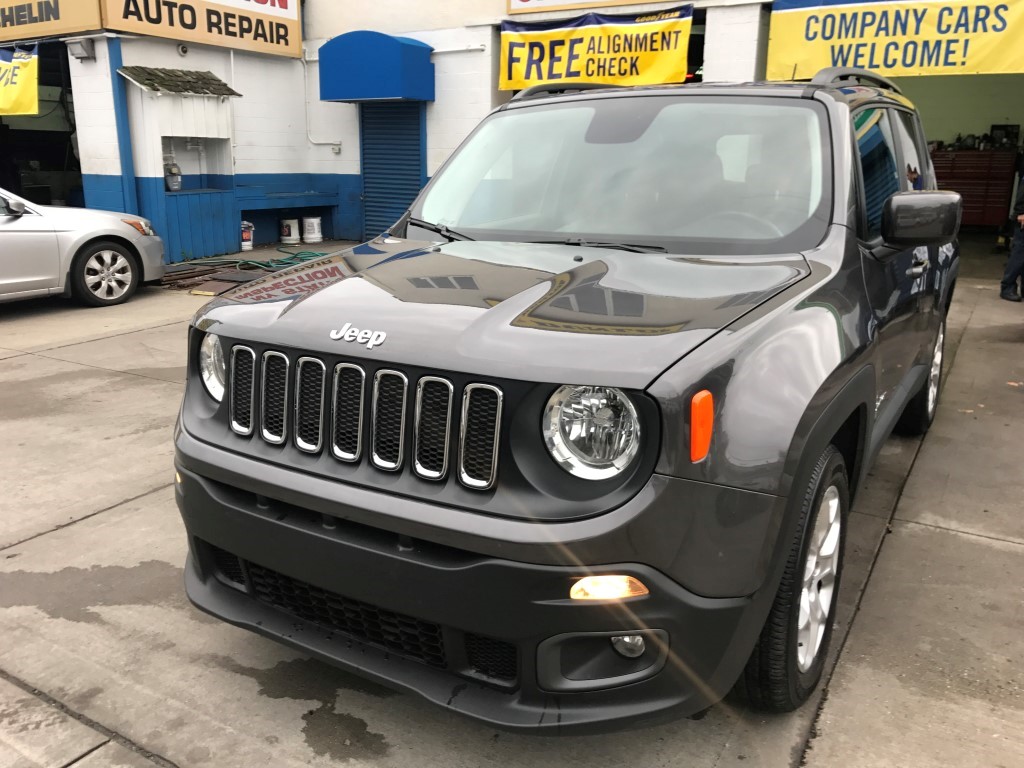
[398,26,498,175]
[307,0,748,35]
[67,37,120,177]
[304,0,771,175]
[126,85,233,179]
[703,4,768,82]
[892,74,1024,146]
[120,36,359,179]
[84,0,773,186]
[307,0,505,37]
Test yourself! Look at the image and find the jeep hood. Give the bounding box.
[196,239,809,389]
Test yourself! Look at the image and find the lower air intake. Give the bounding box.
[246,561,447,668]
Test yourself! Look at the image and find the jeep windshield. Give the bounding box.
[412,95,832,256]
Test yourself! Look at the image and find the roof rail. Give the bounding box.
[810,67,902,94]
[510,82,618,102]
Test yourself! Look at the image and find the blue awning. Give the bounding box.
[319,31,435,103]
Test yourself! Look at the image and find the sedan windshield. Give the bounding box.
[415,95,832,255]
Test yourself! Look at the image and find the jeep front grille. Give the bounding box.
[459,384,503,490]
[229,347,502,490]
[414,377,453,480]
[229,347,255,436]
[260,352,289,444]
[294,358,326,453]
[331,363,365,462]
[371,370,408,471]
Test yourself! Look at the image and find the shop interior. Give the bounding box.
[894,73,1024,242]
[0,42,82,206]
[688,12,706,82]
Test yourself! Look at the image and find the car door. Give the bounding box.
[0,193,60,296]
[889,107,945,343]
[854,107,925,421]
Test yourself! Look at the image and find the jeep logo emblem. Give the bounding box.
[329,323,387,349]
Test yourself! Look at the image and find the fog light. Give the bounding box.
[610,634,646,658]
[570,575,649,601]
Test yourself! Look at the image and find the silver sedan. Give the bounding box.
[0,187,166,307]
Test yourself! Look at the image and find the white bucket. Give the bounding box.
[280,219,300,245]
[240,221,254,252]
[302,216,323,244]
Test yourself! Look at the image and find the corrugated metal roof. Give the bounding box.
[118,67,241,97]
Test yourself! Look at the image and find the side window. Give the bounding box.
[891,110,928,191]
[854,108,901,239]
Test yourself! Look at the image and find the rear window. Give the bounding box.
[415,95,832,255]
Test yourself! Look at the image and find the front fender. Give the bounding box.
[647,226,872,498]
[57,228,149,289]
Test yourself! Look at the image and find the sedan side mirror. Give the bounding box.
[3,199,26,216]
[882,191,961,248]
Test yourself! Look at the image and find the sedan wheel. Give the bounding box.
[84,250,134,302]
[72,241,140,307]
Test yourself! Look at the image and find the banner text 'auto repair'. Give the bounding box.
[103,0,302,58]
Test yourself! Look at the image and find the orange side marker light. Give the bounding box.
[690,390,714,463]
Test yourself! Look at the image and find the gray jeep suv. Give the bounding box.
[174,68,960,732]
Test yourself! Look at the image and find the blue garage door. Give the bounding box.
[360,102,426,240]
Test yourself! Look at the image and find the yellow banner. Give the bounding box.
[0,46,38,115]
[0,0,103,43]
[768,0,1024,79]
[500,5,693,91]
[101,0,302,58]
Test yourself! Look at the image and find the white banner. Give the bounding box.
[208,0,298,21]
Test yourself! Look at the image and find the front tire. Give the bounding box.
[741,444,848,712]
[71,241,140,307]
[896,319,945,436]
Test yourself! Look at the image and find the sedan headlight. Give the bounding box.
[122,218,156,236]
[199,333,226,402]
[543,385,640,480]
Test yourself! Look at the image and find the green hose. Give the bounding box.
[171,247,329,273]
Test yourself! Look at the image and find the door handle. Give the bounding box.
[906,258,930,278]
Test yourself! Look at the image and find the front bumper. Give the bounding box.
[175,427,787,733]
[135,234,165,281]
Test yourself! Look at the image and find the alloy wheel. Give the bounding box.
[926,323,945,418]
[84,250,133,302]
[796,484,842,673]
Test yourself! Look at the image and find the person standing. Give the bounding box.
[1001,179,1024,302]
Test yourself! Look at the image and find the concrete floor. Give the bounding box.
[0,275,1021,767]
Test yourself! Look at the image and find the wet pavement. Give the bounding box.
[0,278,1021,767]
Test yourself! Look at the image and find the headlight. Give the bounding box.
[122,218,155,236]
[199,333,226,402]
[543,385,640,480]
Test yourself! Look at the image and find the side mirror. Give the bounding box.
[4,199,26,216]
[882,191,961,248]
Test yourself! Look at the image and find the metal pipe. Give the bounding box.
[300,56,343,148]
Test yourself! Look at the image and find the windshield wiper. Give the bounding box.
[406,217,474,242]
[531,238,667,253]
